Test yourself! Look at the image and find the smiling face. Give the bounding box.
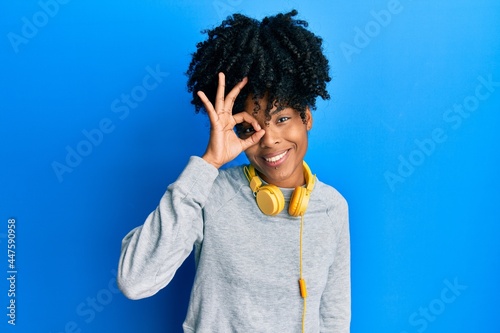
[238,96,313,188]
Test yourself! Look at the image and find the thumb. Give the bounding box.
[241,129,265,151]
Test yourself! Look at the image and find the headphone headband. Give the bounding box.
[243,161,316,216]
[301,162,315,193]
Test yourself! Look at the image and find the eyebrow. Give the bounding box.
[269,107,288,116]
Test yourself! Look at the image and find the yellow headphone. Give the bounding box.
[243,161,315,216]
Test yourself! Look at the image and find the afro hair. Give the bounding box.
[186,9,331,122]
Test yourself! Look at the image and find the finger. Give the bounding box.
[197,90,215,110]
[233,111,262,132]
[224,77,248,112]
[240,129,265,151]
[197,90,217,123]
[215,72,226,112]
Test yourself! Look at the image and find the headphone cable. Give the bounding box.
[299,214,307,333]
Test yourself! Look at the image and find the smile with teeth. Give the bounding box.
[264,150,288,163]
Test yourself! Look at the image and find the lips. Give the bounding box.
[261,149,290,167]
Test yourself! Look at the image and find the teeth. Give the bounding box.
[265,151,287,163]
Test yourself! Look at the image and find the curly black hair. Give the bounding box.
[186,9,331,122]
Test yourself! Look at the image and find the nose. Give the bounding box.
[259,123,280,147]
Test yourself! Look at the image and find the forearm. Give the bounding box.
[117,156,218,299]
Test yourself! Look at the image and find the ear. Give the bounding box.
[305,107,313,131]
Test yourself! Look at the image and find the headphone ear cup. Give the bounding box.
[288,187,309,217]
[256,184,285,216]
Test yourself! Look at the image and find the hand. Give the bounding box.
[198,72,265,169]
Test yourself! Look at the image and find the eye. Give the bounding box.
[236,125,255,137]
[277,116,290,124]
[243,127,255,134]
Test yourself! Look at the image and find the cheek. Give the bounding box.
[290,128,309,148]
[243,147,258,161]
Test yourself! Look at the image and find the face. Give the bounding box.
[238,96,312,188]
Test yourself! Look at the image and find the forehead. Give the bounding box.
[243,93,296,116]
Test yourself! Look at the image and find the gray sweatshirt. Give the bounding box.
[118,156,350,332]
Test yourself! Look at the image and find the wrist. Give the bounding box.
[201,154,222,169]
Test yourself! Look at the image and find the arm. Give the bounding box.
[320,201,351,332]
[118,73,263,300]
[117,156,218,300]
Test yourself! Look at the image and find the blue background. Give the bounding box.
[1,0,500,332]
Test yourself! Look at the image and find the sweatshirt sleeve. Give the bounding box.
[117,156,219,300]
[320,200,351,332]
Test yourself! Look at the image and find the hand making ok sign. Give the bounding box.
[198,72,265,169]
